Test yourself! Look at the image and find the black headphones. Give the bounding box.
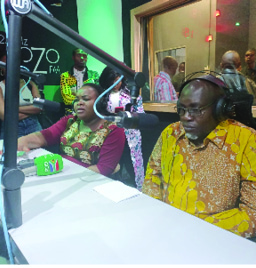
[178,73,236,122]
[178,72,256,129]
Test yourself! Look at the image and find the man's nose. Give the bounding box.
[182,110,193,120]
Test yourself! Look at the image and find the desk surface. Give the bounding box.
[8,149,256,265]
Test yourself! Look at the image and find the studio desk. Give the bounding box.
[7,148,256,265]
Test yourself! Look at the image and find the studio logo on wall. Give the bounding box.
[21,43,61,75]
[1,1,78,86]
[9,0,32,14]
[0,31,61,84]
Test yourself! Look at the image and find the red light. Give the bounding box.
[206,34,213,42]
[215,10,221,17]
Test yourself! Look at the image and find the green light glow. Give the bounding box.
[76,0,123,75]
[235,22,240,26]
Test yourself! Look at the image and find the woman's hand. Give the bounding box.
[17,132,47,152]
[17,136,31,152]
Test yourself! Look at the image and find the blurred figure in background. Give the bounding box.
[154,56,178,101]
[241,48,256,84]
[220,50,256,99]
[172,62,185,94]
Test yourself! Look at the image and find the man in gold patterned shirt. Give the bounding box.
[143,75,256,238]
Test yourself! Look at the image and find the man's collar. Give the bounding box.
[160,71,171,79]
[71,66,87,75]
[73,67,86,73]
[178,120,229,149]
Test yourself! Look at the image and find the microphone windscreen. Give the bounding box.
[136,113,159,129]
[117,111,159,129]
[33,98,60,112]
[34,154,63,176]
[43,99,60,112]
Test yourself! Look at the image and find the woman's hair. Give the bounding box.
[99,66,127,91]
[83,82,104,96]
[82,83,109,115]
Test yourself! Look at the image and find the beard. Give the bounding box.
[185,132,199,141]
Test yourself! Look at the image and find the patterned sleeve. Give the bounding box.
[156,80,177,101]
[204,132,256,237]
[60,72,76,105]
[132,95,144,113]
[97,126,126,176]
[88,70,100,84]
[40,116,72,146]
[142,133,164,200]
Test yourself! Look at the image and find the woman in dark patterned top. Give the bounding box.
[18,83,125,176]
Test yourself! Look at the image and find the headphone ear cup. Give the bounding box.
[214,97,230,122]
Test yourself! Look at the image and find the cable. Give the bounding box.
[93,75,124,119]
[19,65,32,102]
[34,0,52,15]
[0,1,50,264]
[0,146,14,264]
[1,0,8,39]
[1,0,51,40]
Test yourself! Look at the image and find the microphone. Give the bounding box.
[104,111,159,129]
[33,98,61,112]
[130,85,140,105]
[17,153,64,177]
[129,72,146,105]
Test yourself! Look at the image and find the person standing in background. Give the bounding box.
[99,67,145,190]
[220,50,256,99]
[60,48,99,114]
[172,62,185,94]
[0,49,42,138]
[241,48,256,84]
[154,56,178,101]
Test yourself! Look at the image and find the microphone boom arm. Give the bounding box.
[2,0,146,229]
[28,3,142,84]
[0,61,46,90]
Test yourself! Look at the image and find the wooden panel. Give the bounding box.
[143,103,256,118]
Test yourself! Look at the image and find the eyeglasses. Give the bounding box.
[245,53,255,57]
[174,101,215,117]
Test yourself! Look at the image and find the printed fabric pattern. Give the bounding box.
[60,117,116,166]
[107,88,145,190]
[60,69,99,106]
[143,119,256,237]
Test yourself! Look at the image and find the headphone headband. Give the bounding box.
[179,74,228,95]
[177,72,256,129]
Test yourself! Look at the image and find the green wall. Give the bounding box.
[76,0,123,76]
